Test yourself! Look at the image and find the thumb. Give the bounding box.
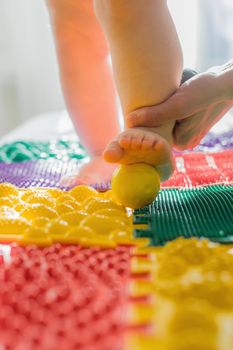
[126,93,189,127]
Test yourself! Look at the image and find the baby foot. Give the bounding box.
[103,126,175,181]
[61,156,117,187]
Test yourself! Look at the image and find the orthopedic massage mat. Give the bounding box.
[0,135,232,349]
[0,129,232,163]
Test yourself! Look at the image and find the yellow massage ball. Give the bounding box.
[111,163,160,209]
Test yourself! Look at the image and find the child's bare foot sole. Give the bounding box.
[103,128,174,181]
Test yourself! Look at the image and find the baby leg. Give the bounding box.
[47,0,120,183]
[94,0,183,179]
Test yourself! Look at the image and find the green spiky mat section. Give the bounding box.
[0,140,87,163]
[134,185,233,245]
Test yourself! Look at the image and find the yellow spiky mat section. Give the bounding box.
[128,238,233,350]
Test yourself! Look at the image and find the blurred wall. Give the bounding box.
[197,0,233,71]
[168,0,198,69]
[0,0,65,136]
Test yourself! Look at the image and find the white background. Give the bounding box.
[0,0,232,137]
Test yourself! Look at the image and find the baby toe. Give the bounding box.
[103,140,124,163]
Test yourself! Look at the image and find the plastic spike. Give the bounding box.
[129,280,154,298]
[128,303,155,325]
[77,237,117,249]
[20,227,52,247]
[0,217,30,235]
[133,216,150,225]
[130,238,151,248]
[131,256,152,274]
[132,245,162,255]
[126,334,162,350]
[134,229,153,239]
[133,224,149,231]
[0,183,19,196]
[0,234,22,243]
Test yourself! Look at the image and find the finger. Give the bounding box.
[126,93,191,127]
[173,113,203,150]
[173,101,232,150]
[174,114,215,150]
[126,71,221,128]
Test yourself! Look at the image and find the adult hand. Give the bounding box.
[126,62,233,150]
